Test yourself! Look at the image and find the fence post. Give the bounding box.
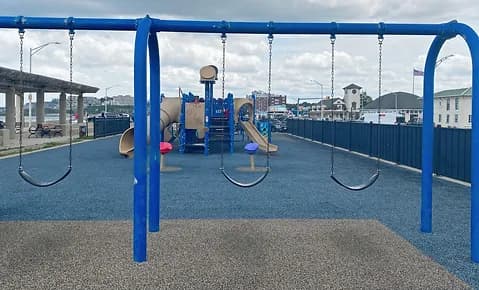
[348,120,352,151]
[396,123,401,164]
[434,126,441,176]
[304,119,307,139]
[311,119,314,140]
[321,120,324,143]
[369,122,373,157]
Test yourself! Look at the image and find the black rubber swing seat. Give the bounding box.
[220,167,270,188]
[19,166,72,187]
[330,169,380,191]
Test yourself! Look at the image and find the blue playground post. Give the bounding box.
[421,36,446,234]
[132,16,151,263]
[148,31,160,233]
[421,23,479,262]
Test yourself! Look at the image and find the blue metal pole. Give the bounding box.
[0,16,456,36]
[421,36,445,233]
[148,31,160,233]
[133,16,151,263]
[453,23,479,262]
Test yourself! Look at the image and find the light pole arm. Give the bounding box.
[29,41,61,73]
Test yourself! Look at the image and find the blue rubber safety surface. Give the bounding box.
[1,134,478,288]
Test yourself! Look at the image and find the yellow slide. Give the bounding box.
[119,98,181,158]
[240,120,278,153]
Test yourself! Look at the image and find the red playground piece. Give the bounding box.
[160,142,173,155]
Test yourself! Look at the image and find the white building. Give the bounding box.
[343,83,361,112]
[309,97,347,120]
[434,88,471,128]
[112,95,134,106]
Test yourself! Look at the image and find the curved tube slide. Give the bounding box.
[119,97,181,158]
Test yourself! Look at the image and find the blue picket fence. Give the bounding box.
[287,119,471,183]
[93,117,131,139]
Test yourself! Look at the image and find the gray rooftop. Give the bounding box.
[343,83,362,90]
[0,66,99,94]
[435,87,471,98]
[363,92,422,110]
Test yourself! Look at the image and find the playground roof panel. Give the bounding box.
[0,66,99,94]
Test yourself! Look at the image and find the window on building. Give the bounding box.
[438,114,442,123]
[455,97,459,110]
[446,98,450,111]
[446,115,450,123]
[469,115,472,123]
[455,114,459,123]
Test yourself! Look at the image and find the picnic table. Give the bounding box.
[28,124,63,138]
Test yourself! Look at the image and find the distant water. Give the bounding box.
[0,114,67,123]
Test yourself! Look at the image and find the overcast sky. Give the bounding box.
[0,0,478,107]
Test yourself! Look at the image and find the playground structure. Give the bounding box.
[119,97,181,158]
[2,16,479,264]
[118,65,278,157]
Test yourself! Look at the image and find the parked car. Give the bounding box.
[0,120,4,129]
[87,112,120,121]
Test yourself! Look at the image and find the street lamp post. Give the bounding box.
[30,42,62,74]
[435,54,454,68]
[104,86,115,113]
[28,41,61,128]
[310,80,324,119]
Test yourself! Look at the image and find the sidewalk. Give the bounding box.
[0,122,94,152]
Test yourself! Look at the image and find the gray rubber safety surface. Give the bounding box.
[0,219,469,289]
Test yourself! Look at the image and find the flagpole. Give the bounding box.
[412,69,415,96]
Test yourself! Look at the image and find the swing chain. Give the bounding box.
[376,35,384,168]
[378,36,383,122]
[18,30,25,168]
[330,36,335,99]
[267,34,273,98]
[266,34,273,166]
[68,30,75,168]
[220,33,227,169]
[330,35,336,175]
[221,33,226,100]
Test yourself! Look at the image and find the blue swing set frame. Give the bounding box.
[2,15,479,263]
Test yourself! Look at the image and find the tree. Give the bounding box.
[360,91,372,108]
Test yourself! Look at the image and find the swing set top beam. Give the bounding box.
[0,16,462,37]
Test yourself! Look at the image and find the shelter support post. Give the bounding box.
[77,92,84,123]
[6,87,16,139]
[36,89,45,125]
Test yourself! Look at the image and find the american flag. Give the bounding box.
[413,69,424,76]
